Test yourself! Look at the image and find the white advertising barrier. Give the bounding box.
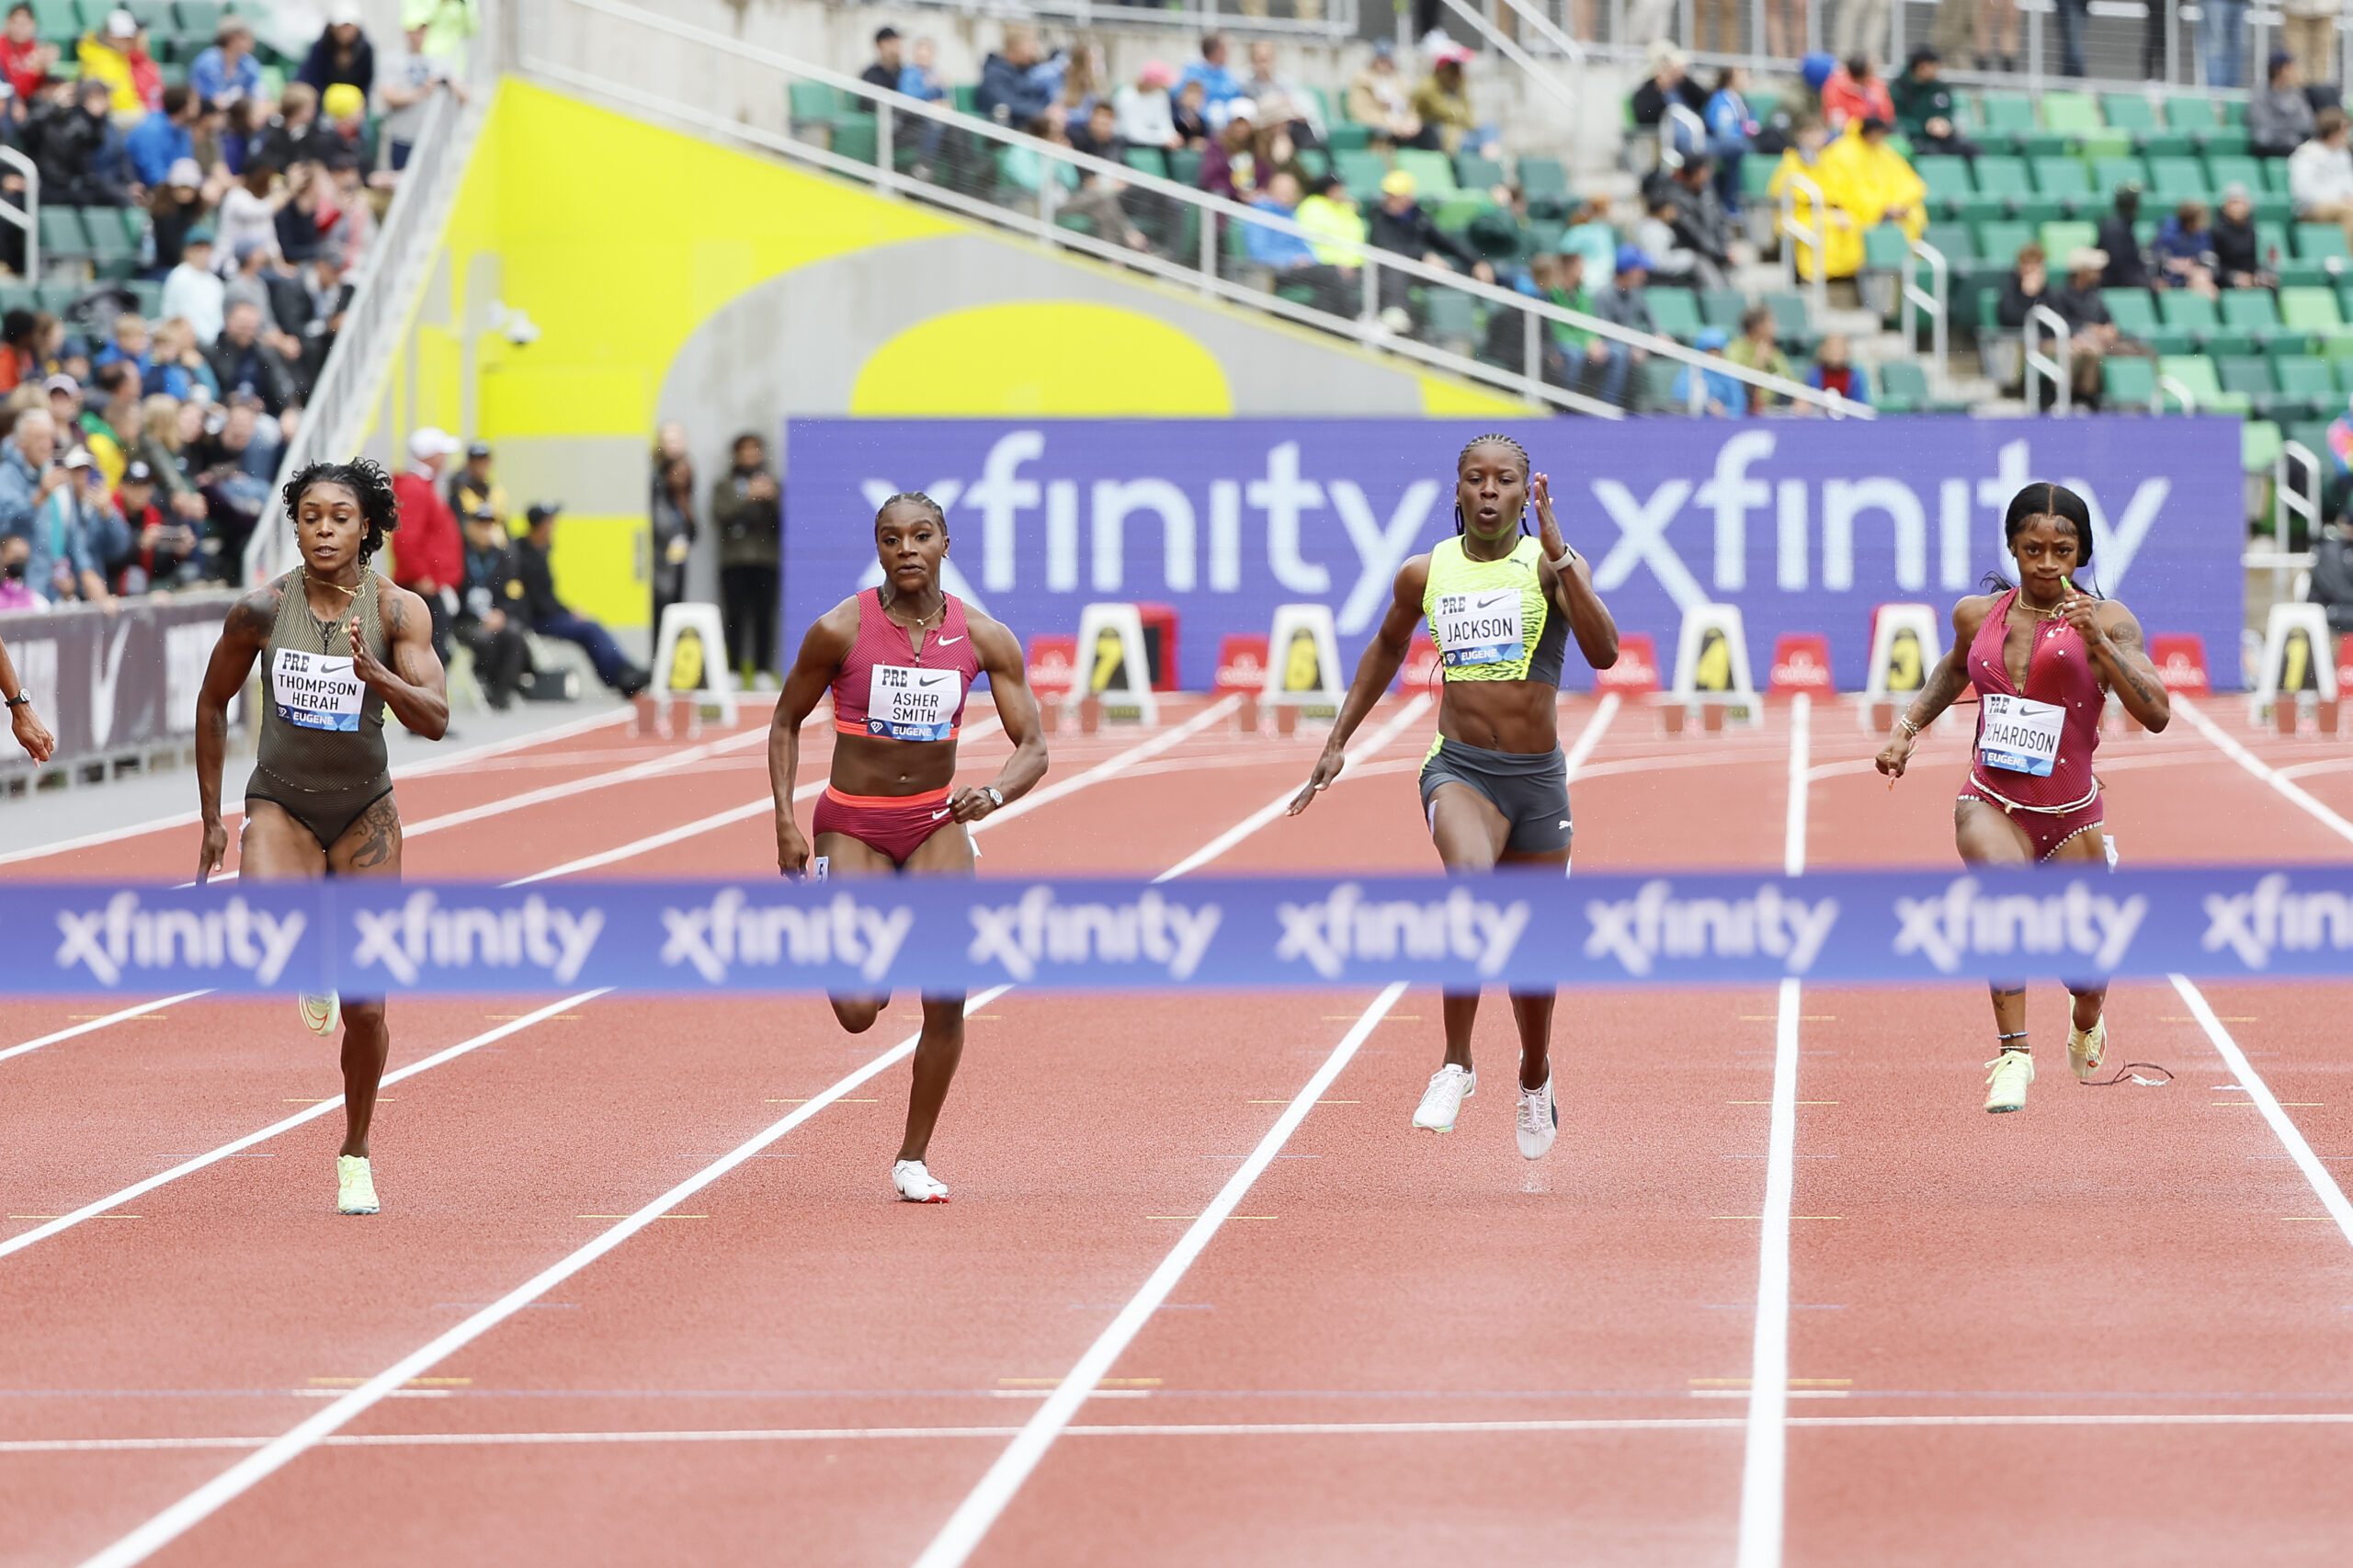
[1670,602,1759,711]
[2251,601,2339,707]
[1070,602,1156,724]
[649,602,738,724]
[1865,602,1943,701]
[1264,603,1344,717]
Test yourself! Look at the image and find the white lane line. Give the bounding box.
[1739,691,1810,1568]
[0,992,211,1065]
[0,708,639,869]
[2172,975,2353,1252]
[35,1409,2353,1454]
[2175,695,2353,848]
[0,991,607,1263]
[1153,695,1434,883]
[502,717,1003,886]
[1563,691,1621,778]
[909,981,1409,1568]
[972,695,1239,833]
[72,989,1012,1568]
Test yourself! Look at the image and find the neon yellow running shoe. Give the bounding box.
[299,992,341,1037]
[1984,1050,2034,1114]
[336,1154,379,1215]
[2069,1017,2108,1082]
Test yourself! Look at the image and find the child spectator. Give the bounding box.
[1806,334,1872,406]
[1245,170,1356,314]
[298,3,375,101]
[1114,61,1177,149]
[149,157,208,273]
[94,313,152,380]
[1169,77,1210,147]
[1295,172,1365,266]
[978,28,1054,126]
[900,37,946,106]
[316,84,370,170]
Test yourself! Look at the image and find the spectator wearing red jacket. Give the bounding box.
[391,426,464,664]
[0,4,56,108]
[1820,56,1894,131]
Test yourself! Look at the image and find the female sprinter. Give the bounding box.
[769,493,1048,1202]
[1288,433,1619,1158]
[1875,482,2170,1113]
[195,460,449,1214]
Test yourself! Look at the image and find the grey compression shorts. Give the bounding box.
[1417,736,1573,855]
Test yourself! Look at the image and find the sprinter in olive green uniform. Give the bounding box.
[1289,434,1620,1159]
[195,460,449,1217]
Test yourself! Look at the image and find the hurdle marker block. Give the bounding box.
[647,602,738,728]
[2250,602,2337,732]
[1070,603,1158,726]
[1862,602,1941,732]
[1668,602,1760,728]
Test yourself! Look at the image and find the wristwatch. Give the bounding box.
[3,693,28,708]
[983,786,1004,810]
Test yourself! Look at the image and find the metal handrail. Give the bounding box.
[1776,167,1828,321]
[2152,372,2195,414]
[2022,303,2072,415]
[529,0,1872,419]
[1435,0,1578,119]
[2271,437,2322,606]
[1478,0,1588,63]
[876,0,1358,42]
[244,89,472,585]
[0,147,37,280]
[1898,236,1947,387]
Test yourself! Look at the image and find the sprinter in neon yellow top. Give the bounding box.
[1288,433,1620,1161]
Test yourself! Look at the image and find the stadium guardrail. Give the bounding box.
[517,0,1869,419]
[882,0,1359,43]
[2021,301,2071,415]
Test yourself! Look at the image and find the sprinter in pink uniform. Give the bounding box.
[768,492,1048,1202]
[1874,483,2172,1114]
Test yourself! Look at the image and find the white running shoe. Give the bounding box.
[892,1159,949,1203]
[1984,1050,2035,1113]
[1413,1064,1476,1132]
[299,991,340,1037]
[1516,1074,1558,1159]
[2069,1017,2108,1082]
[336,1154,379,1214]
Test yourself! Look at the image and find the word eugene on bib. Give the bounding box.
[1978,692,2067,777]
[272,647,367,732]
[1434,588,1526,668]
[869,663,961,742]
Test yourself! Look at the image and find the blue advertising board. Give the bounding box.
[11,867,2347,995]
[782,417,2245,690]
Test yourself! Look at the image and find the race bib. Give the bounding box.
[272,647,365,733]
[1979,693,2066,777]
[1434,589,1526,667]
[868,664,961,742]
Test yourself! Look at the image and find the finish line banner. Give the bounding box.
[11,869,2349,995]
[782,417,2245,691]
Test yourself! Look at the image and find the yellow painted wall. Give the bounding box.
[380,79,1531,625]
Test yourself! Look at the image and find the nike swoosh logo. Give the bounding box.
[1474,593,1512,611]
[915,672,954,686]
[929,808,951,821]
[937,634,963,645]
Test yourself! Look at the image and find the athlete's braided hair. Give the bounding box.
[1454,432,1533,535]
[874,490,948,528]
[284,458,399,562]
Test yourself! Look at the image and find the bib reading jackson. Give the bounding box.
[272,648,366,733]
[1435,590,1525,667]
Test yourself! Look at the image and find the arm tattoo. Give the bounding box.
[225,589,277,643]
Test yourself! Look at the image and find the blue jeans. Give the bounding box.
[534,610,631,689]
[1590,341,1634,408]
[2202,0,2249,86]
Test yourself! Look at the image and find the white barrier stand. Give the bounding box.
[2251,602,2339,715]
[1264,603,1345,722]
[647,601,737,725]
[1070,602,1157,724]
[1862,601,1944,730]
[1668,602,1759,727]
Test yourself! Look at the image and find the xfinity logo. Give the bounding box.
[1276,883,1530,979]
[353,892,603,985]
[969,886,1221,981]
[660,888,912,984]
[1585,881,1839,976]
[1893,877,2145,973]
[2202,873,2353,969]
[56,892,307,986]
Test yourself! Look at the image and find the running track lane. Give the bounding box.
[6,698,1430,1565]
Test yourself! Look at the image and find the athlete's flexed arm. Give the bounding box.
[1530,472,1619,671]
[947,611,1047,823]
[351,582,449,740]
[194,586,277,881]
[768,597,859,876]
[1288,556,1429,815]
[2072,597,2170,732]
[1875,594,1995,779]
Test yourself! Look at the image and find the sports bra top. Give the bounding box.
[830,588,984,744]
[1421,534,1567,687]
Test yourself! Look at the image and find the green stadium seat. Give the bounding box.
[2198,125,2251,157]
[1456,153,1506,190]
[1647,286,1704,341]
[2285,223,2352,287]
[1394,149,1457,199]
[34,280,79,315]
[1862,224,1912,273]
[950,84,978,116]
[1431,194,1489,233]
[1422,287,1477,344]
[2146,156,2210,205]
[1917,153,1973,218]
[174,0,223,34]
[2265,354,2337,416]
[2029,156,2093,217]
[2092,155,2149,199]
[1517,155,1569,203]
[1964,155,2034,222]
[1974,218,2037,269]
[2218,98,2248,127]
[1922,222,1979,264]
[1168,146,1205,186]
[1124,147,1168,179]
[2256,219,2291,264]
[1292,147,1329,182]
[788,82,848,128]
[1977,91,2037,142]
[2220,286,2284,349]
[1741,155,1776,202]
[2158,352,2251,412]
[1699,287,1749,329]
[2040,219,2098,259]
[37,206,87,258]
[2156,289,2225,355]
[1333,150,1385,194]
[2216,354,2278,408]
[2285,420,2335,466]
[1877,358,1930,413]
[829,116,876,165]
[2204,152,2261,197]
[0,282,31,317]
[29,0,74,43]
[2244,418,2284,472]
[2099,93,2161,137]
[2103,355,2158,407]
[2040,91,2103,137]
[2102,287,2160,336]
[1326,121,1372,153]
[1762,289,1822,350]
[127,279,161,317]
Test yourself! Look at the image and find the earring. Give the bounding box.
[1453,504,1465,534]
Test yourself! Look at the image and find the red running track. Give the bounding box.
[1,692,2350,1567]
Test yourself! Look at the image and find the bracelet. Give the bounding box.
[1896,715,1921,738]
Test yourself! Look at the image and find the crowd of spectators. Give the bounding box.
[0,0,475,617]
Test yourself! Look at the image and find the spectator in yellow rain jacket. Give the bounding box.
[77,9,159,116]
[1817,114,1927,243]
[1767,119,1861,279]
